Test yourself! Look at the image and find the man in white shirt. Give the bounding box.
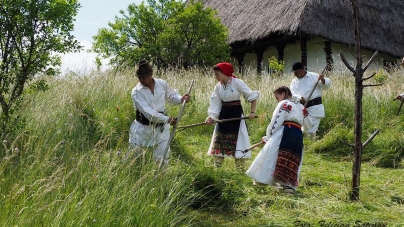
[290,62,331,139]
[129,59,190,164]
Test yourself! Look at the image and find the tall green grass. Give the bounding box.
[1,66,404,226]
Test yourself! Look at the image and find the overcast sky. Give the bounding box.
[61,0,144,74]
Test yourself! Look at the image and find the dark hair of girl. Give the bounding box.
[274,86,292,98]
[212,65,222,72]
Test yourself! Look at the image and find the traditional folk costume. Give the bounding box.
[207,68,259,164]
[290,71,331,135]
[129,78,182,164]
[246,99,312,192]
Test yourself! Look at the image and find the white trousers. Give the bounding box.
[129,121,171,164]
[305,116,321,134]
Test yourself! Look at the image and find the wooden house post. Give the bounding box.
[236,52,246,75]
[324,41,334,72]
[254,48,266,74]
[300,33,308,67]
[276,42,287,64]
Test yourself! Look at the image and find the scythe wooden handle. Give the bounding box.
[304,65,328,108]
[159,80,194,169]
[397,99,404,116]
[241,141,265,153]
[178,116,258,129]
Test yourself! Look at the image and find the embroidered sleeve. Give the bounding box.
[303,107,309,117]
[281,102,292,112]
[302,106,313,131]
[266,101,289,137]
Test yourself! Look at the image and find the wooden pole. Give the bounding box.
[340,0,380,201]
[350,0,363,201]
[159,80,194,169]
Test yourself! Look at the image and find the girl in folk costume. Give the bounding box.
[205,62,259,169]
[246,86,312,194]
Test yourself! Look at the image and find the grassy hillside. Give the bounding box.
[1,67,404,226]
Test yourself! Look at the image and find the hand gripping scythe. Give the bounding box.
[159,80,194,169]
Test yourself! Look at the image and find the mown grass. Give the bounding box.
[1,66,404,226]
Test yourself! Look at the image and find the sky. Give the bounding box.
[60,0,144,74]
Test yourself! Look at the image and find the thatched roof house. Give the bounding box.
[200,0,404,73]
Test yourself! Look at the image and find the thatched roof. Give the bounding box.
[200,0,404,57]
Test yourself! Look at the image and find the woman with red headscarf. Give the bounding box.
[205,62,259,169]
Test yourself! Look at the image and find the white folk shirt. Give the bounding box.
[208,78,259,120]
[129,78,182,147]
[290,71,331,118]
[264,99,313,141]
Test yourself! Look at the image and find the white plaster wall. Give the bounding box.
[232,36,399,75]
[331,42,397,74]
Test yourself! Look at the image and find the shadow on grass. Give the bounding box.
[187,165,247,211]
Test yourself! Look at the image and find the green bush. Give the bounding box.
[373,69,388,83]
[268,56,285,76]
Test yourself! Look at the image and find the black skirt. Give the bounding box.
[217,100,243,133]
[210,100,244,157]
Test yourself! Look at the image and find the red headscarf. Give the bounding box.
[216,62,236,78]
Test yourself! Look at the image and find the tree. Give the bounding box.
[92,0,230,68]
[0,0,81,130]
[340,0,381,201]
[158,0,230,67]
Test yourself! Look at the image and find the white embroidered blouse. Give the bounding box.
[207,78,259,120]
[264,99,313,141]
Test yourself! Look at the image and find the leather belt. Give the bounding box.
[222,100,241,106]
[306,97,322,108]
[283,121,301,130]
[136,110,165,127]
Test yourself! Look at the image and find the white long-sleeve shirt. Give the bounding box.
[131,78,182,123]
[208,78,259,120]
[290,71,331,118]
